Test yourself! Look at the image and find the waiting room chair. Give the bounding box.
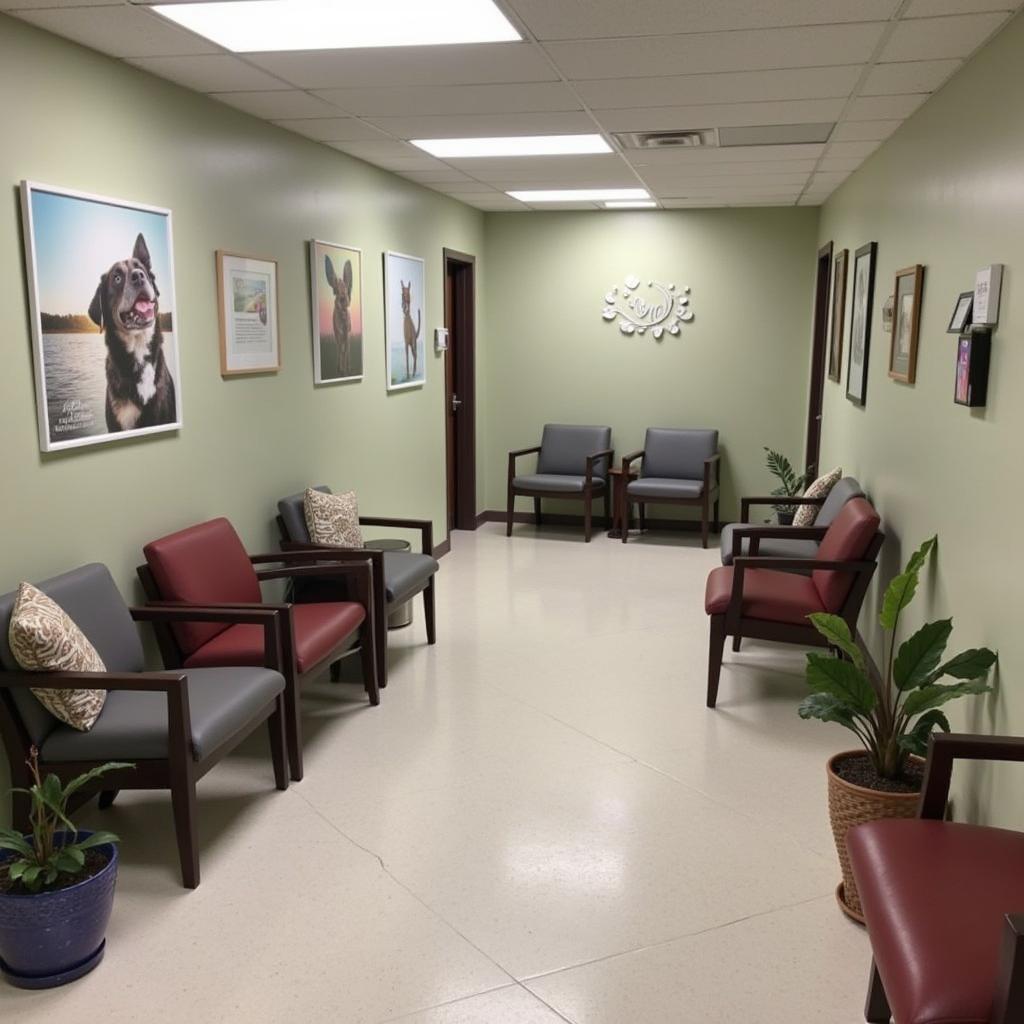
[139,517,378,783]
[621,428,720,548]
[507,423,614,542]
[704,497,883,707]
[0,563,288,889]
[277,485,438,688]
[720,476,865,565]
[850,733,1024,1024]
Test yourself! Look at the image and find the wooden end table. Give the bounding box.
[607,467,638,540]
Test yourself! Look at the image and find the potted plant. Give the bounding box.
[799,536,996,922]
[0,750,130,988]
[763,447,806,525]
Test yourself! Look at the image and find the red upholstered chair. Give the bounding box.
[849,733,1024,1024]
[704,497,883,707]
[139,518,378,782]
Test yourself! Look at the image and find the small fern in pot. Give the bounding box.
[763,448,806,525]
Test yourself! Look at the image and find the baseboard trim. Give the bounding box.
[433,538,452,559]
[478,509,730,532]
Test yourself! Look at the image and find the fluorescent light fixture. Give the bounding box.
[507,188,650,203]
[153,0,520,53]
[411,135,611,158]
[604,200,657,209]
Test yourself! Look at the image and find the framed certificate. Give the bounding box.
[216,250,280,376]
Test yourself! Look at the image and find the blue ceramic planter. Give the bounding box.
[0,831,118,989]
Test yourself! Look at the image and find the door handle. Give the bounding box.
[451,395,462,413]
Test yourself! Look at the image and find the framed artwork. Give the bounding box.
[954,329,991,408]
[827,248,848,382]
[846,241,877,406]
[216,250,280,376]
[309,240,363,384]
[19,180,182,453]
[383,250,425,391]
[973,264,1003,326]
[889,264,925,384]
[947,291,974,334]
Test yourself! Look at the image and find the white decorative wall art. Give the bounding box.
[601,274,693,338]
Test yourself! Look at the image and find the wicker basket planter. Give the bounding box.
[827,750,924,923]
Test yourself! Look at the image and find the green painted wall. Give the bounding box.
[481,208,820,519]
[817,13,1024,826]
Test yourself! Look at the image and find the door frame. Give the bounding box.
[805,241,833,481]
[443,248,477,535]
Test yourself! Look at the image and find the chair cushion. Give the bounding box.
[536,424,612,480]
[849,819,1024,1024]
[627,477,703,500]
[279,486,332,544]
[144,518,262,657]
[642,428,718,481]
[513,474,605,494]
[41,666,284,762]
[719,524,819,566]
[304,487,363,548]
[793,466,842,527]
[184,602,364,674]
[812,498,881,612]
[382,551,438,604]
[816,477,865,528]
[705,566,825,624]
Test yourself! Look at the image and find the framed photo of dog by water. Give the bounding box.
[216,250,280,376]
[846,241,877,407]
[889,264,925,384]
[19,181,182,453]
[383,251,425,392]
[309,240,363,384]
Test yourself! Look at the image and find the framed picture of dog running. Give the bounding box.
[310,240,363,385]
[846,241,877,406]
[19,180,183,453]
[383,251,426,392]
[889,264,925,384]
[216,250,280,376]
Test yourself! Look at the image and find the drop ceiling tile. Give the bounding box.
[3,0,140,7]
[655,186,803,198]
[400,169,477,184]
[11,3,219,56]
[125,55,292,93]
[488,173,642,190]
[310,82,580,117]
[639,158,820,174]
[431,181,497,193]
[449,194,528,210]
[830,120,902,141]
[575,67,862,110]
[247,43,557,89]
[816,157,866,172]
[628,143,827,164]
[825,140,883,159]
[639,171,811,189]
[860,58,962,95]
[798,195,827,206]
[880,12,1010,61]
[364,111,598,139]
[902,0,1020,16]
[808,171,851,186]
[213,90,341,119]
[593,98,845,133]
[509,0,900,38]
[845,93,928,119]
[272,118,390,142]
[544,24,887,79]
[443,153,627,178]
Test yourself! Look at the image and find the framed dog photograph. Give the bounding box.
[309,240,363,384]
[20,181,182,453]
[846,241,877,406]
[216,250,280,376]
[889,264,925,384]
[827,248,848,383]
[383,251,425,392]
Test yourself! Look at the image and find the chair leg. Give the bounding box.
[584,489,593,542]
[361,627,381,706]
[622,500,630,543]
[329,659,341,682]
[534,496,542,526]
[98,789,119,810]
[865,961,892,1023]
[732,635,742,652]
[169,764,200,889]
[284,674,304,782]
[376,606,389,688]
[268,695,289,791]
[639,503,646,533]
[604,487,612,529]
[701,495,710,549]
[506,485,515,537]
[424,578,437,645]
[707,614,726,708]
[713,498,720,534]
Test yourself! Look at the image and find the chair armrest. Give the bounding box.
[704,453,721,492]
[508,445,542,483]
[731,524,828,560]
[739,494,825,523]
[994,914,1024,1024]
[919,733,1024,820]
[2,669,186,693]
[252,558,375,614]
[621,449,644,474]
[585,448,615,487]
[358,516,433,555]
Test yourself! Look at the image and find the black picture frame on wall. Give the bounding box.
[947,291,974,334]
[954,328,991,408]
[846,241,877,406]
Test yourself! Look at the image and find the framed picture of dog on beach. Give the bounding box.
[383,250,425,392]
[20,181,183,453]
[310,239,363,384]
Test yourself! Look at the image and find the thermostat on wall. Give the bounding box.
[434,327,449,352]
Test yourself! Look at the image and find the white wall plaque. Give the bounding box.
[973,264,1003,326]
[601,274,693,338]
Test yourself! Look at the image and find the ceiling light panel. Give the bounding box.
[507,188,649,202]
[412,135,610,158]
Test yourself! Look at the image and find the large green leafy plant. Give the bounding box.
[0,749,130,894]
[763,448,806,516]
[800,537,997,781]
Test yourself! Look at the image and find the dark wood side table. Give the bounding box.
[607,467,638,539]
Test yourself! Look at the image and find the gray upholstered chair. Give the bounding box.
[0,563,289,889]
[720,476,865,566]
[276,486,439,688]
[621,428,720,548]
[506,424,614,542]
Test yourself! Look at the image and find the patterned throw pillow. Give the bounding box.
[8,582,107,731]
[304,487,364,548]
[793,467,842,527]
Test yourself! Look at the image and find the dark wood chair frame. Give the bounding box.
[706,529,884,708]
[506,445,615,543]
[738,492,826,525]
[864,732,1024,1024]
[620,449,721,549]
[138,551,378,783]
[0,604,288,889]
[276,513,435,690]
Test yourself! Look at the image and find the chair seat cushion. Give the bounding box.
[719,524,819,566]
[184,603,364,674]
[849,819,1024,1024]
[628,477,703,499]
[41,667,285,762]
[512,474,605,494]
[382,551,438,604]
[704,566,824,624]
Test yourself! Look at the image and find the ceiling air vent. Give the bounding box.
[613,129,717,150]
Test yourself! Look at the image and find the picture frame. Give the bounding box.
[827,248,848,383]
[954,328,991,408]
[947,291,974,334]
[216,250,280,376]
[19,180,183,453]
[846,241,877,406]
[973,264,1003,326]
[383,250,426,392]
[889,264,925,384]
[309,239,363,385]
